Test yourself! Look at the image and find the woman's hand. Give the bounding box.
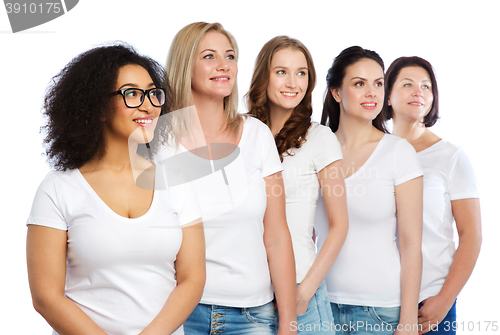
[296,283,314,315]
[417,295,453,334]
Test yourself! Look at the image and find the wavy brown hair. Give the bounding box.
[246,36,316,161]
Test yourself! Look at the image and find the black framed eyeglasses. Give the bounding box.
[113,88,166,108]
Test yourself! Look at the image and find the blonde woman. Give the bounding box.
[158,22,296,335]
[247,36,348,334]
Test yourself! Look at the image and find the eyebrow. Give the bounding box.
[118,82,156,90]
[200,49,235,54]
[401,78,431,83]
[272,66,308,71]
[350,76,384,81]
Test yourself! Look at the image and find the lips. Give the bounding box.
[408,101,424,106]
[281,92,298,97]
[210,76,230,81]
[361,102,377,110]
[133,116,155,127]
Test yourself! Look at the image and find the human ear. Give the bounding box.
[331,88,341,103]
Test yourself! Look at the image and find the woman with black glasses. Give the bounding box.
[26,43,205,335]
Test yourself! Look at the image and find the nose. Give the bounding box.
[139,93,155,114]
[217,58,230,71]
[285,75,297,88]
[412,87,423,97]
[365,84,377,97]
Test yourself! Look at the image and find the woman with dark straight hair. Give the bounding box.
[248,36,348,334]
[316,46,423,335]
[384,56,481,335]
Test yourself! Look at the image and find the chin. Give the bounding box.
[128,127,156,145]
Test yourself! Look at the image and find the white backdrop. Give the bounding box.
[1,1,498,333]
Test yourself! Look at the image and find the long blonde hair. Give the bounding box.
[165,22,241,141]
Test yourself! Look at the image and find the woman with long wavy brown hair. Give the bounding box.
[247,36,348,334]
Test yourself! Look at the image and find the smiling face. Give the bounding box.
[266,48,309,115]
[388,66,434,123]
[332,58,384,122]
[107,64,161,144]
[191,31,237,102]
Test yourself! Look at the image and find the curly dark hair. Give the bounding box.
[42,42,171,171]
[321,46,388,133]
[246,36,316,162]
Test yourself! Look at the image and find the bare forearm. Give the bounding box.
[438,199,482,305]
[300,161,348,300]
[394,177,423,332]
[399,244,422,327]
[300,224,347,298]
[266,233,296,332]
[437,231,481,304]
[140,220,206,334]
[33,296,106,335]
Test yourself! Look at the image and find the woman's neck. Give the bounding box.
[193,95,227,142]
[81,133,139,172]
[392,115,440,152]
[335,112,380,148]
[269,105,293,136]
[392,116,426,143]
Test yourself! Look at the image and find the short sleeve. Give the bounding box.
[26,173,67,230]
[312,125,343,172]
[170,181,202,227]
[258,120,283,177]
[394,139,423,185]
[448,148,479,200]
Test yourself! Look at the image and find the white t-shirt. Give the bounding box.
[27,168,200,335]
[281,123,342,283]
[315,134,423,307]
[418,140,479,301]
[155,116,283,307]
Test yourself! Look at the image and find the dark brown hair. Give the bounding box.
[246,36,316,161]
[321,46,388,133]
[383,56,439,127]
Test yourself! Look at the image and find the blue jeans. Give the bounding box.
[184,302,277,335]
[330,303,400,334]
[291,281,336,334]
[418,299,457,335]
